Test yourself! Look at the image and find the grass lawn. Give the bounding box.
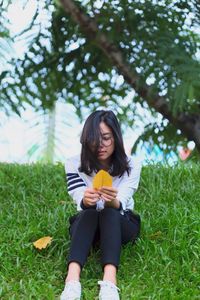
[0,162,199,299]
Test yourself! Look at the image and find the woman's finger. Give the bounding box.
[101,194,114,202]
[85,195,99,201]
[88,188,101,194]
[101,186,117,192]
[100,188,117,197]
[101,192,114,201]
[85,191,100,198]
[84,197,98,205]
[101,195,109,202]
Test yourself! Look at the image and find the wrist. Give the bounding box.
[114,198,121,209]
[105,198,121,209]
[81,198,97,210]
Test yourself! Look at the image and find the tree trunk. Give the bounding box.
[44,103,56,163]
[60,0,200,153]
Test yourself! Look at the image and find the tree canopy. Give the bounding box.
[1,0,200,155]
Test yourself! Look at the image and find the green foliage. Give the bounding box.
[0,0,200,152]
[0,1,10,39]
[0,162,199,299]
[0,1,16,115]
[131,121,188,155]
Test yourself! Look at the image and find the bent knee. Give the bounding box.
[80,208,98,217]
[100,207,120,216]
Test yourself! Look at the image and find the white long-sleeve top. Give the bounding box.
[64,155,142,213]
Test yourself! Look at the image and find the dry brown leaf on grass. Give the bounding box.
[33,236,53,250]
[93,170,112,189]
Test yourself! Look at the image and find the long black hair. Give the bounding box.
[79,110,130,177]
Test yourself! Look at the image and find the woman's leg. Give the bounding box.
[67,209,99,280]
[99,208,141,283]
[98,208,121,300]
[99,207,121,284]
[66,262,81,282]
[61,210,99,300]
[103,264,117,284]
[120,211,141,245]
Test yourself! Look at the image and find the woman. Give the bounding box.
[61,110,142,300]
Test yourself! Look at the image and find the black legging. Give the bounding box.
[68,207,141,269]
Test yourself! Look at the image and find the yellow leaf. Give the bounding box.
[93,170,103,189]
[102,170,112,187]
[33,236,52,250]
[93,170,112,189]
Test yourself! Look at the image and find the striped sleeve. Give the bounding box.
[66,173,86,191]
[65,156,87,211]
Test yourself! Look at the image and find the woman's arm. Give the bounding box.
[82,187,100,208]
[99,186,121,209]
[100,157,142,211]
[116,157,143,210]
[65,156,87,210]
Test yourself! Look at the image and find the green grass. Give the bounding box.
[0,162,199,300]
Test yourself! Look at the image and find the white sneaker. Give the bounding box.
[98,280,120,300]
[60,280,81,300]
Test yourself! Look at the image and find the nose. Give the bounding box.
[98,139,104,149]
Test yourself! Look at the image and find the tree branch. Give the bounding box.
[60,0,200,152]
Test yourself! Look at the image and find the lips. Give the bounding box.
[98,151,106,155]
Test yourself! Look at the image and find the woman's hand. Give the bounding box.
[99,186,120,209]
[83,188,100,207]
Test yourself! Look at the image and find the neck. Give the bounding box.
[99,158,111,171]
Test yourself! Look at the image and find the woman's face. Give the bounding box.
[97,122,115,165]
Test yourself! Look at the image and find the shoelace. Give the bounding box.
[98,280,120,291]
